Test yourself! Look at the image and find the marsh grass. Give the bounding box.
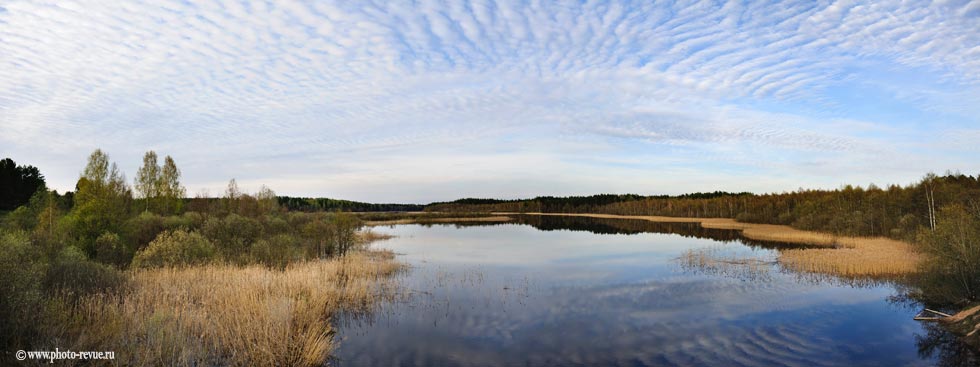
[42,250,404,366]
[507,212,921,279]
[677,246,776,281]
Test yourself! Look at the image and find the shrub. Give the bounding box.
[126,211,165,251]
[302,218,335,258]
[262,215,290,235]
[44,246,126,296]
[201,214,262,260]
[331,212,361,256]
[182,211,205,229]
[132,230,217,268]
[251,234,305,269]
[94,231,132,267]
[0,230,46,349]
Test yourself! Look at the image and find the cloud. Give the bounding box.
[0,0,977,201]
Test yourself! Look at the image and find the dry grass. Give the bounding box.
[778,238,920,278]
[46,251,404,366]
[498,212,921,279]
[356,229,396,244]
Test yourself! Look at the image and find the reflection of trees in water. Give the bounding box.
[443,214,819,250]
[385,217,980,362]
[916,322,980,367]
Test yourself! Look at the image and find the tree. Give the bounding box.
[0,158,46,211]
[134,151,160,212]
[224,178,241,214]
[915,204,980,305]
[72,149,132,258]
[256,185,278,214]
[159,156,185,215]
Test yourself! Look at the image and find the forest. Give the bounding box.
[428,173,980,305]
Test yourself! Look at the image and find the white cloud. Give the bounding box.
[0,0,977,202]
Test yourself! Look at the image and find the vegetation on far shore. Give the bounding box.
[431,175,980,308]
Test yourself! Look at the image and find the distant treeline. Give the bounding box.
[276,196,424,212]
[427,191,751,213]
[426,174,980,241]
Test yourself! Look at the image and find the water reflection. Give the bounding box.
[336,217,973,366]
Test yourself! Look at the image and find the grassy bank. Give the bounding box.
[496,212,920,279]
[40,250,403,366]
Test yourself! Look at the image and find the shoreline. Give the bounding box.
[364,215,513,226]
[494,212,921,278]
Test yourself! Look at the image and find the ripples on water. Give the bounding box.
[334,215,978,367]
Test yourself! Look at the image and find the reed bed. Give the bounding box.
[503,212,921,279]
[777,238,921,278]
[46,251,404,366]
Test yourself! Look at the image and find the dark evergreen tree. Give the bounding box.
[0,158,46,211]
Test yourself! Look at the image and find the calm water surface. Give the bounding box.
[335,216,973,367]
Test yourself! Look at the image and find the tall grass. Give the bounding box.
[778,238,920,278]
[513,213,921,279]
[43,251,404,366]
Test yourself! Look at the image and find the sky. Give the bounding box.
[1,0,979,203]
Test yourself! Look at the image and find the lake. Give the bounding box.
[335,215,975,367]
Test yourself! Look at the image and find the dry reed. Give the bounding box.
[46,251,404,366]
[500,212,921,279]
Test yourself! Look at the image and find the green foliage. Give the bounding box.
[261,215,290,235]
[134,152,185,215]
[4,205,36,230]
[277,195,424,212]
[94,231,131,267]
[158,156,185,215]
[428,173,980,241]
[914,204,980,305]
[132,230,217,268]
[331,212,361,256]
[125,211,165,252]
[201,213,262,261]
[301,214,335,258]
[0,230,46,349]
[135,150,160,211]
[72,150,133,257]
[44,246,126,296]
[0,157,46,211]
[250,234,305,270]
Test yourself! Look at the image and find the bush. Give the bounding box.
[261,215,290,235]
[126,211,165,251]
[132,230,217,268]
[44,246,126,296]
[0,230,46,349]
[94,231,131,267]
[201,214,262,261]
[250,234,305,269]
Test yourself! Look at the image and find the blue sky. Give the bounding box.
[1,0,978,203]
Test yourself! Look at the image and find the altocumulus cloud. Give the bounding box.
[1,0,978,202]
